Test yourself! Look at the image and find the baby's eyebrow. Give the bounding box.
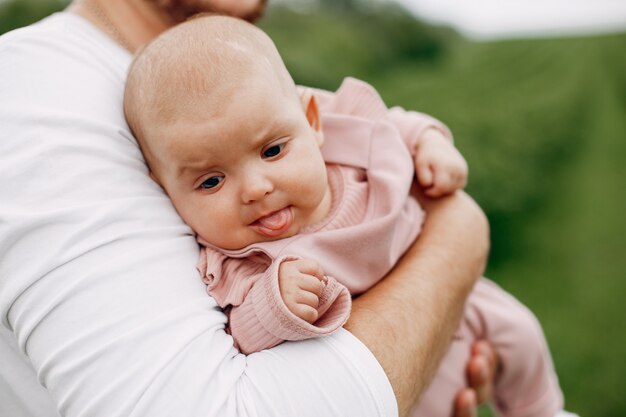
[251,118,295,147]
[175,158,214,179]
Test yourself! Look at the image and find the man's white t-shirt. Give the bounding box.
[0,13,396,417]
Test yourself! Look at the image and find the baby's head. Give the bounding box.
[124,15,331,250]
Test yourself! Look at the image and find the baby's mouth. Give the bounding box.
[249,206,293,237]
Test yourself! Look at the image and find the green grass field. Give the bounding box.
[3,1,625,415]
[484,45,626,415]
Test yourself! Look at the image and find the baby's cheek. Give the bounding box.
[188,201,229,245]
[304,168,328,200]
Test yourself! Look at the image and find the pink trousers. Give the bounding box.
[412,279,564,417]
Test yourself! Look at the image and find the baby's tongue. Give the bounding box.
[253,207,293,237]
[258,208,290,230]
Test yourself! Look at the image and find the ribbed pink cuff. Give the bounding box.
[230,255,351,354]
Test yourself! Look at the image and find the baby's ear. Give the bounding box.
[300,89,324,146]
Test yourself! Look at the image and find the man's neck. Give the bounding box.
[68,0,174,52]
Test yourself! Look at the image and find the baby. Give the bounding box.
[125,15,570,417]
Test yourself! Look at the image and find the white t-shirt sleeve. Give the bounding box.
[0,14,397,417]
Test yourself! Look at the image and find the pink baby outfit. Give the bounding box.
[199,78,564,417]
[197,77,442,353]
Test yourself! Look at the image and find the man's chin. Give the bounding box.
[162,0,268,24]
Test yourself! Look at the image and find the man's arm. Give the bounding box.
[346,191,490,417]
[0,23,483,416]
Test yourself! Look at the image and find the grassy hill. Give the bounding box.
[3,1,625,416]
[263,8,626,416]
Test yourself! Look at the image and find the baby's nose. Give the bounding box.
[242,173,273,203]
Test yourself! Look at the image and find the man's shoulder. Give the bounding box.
[0,13,70,52]
[0,13,129,80]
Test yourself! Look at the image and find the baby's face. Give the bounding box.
[147,76,330,250]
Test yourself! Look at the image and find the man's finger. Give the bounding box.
[473,340,498,371]
[468,355,492,404]
[468,340,498,404]
[453,389,477,417]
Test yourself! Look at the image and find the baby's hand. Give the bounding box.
[414,128,468,197]
[278,259,325,323]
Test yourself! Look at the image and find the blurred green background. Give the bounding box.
[2,1,624,416]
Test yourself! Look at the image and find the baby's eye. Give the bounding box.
[200,175,224,190]
[262,143,285,159]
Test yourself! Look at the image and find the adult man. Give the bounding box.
[0,1,493,416]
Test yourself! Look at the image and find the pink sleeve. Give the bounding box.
[198,249,352,355]
[197,246,266,307]
[385,106,453,157]
[299,78,453,157]
[231,255,352,354]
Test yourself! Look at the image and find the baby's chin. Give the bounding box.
[197,228,299,252]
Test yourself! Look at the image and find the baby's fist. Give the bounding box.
[414,129,468,197]
[278,259,326,323]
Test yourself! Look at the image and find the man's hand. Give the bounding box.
[278,259,325,323]
[414,128,468,197]
[453,341,500,417]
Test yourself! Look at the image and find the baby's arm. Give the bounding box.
[199,249,351,354]
[230,256,351,354]
[387,107,468,197]
[303,79,468,197]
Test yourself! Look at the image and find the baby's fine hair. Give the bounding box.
[124,14,295,157]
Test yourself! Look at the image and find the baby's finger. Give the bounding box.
[453,171,468,190]
[417,163,434,188]
[298,273,325,296]
[296,289,320,309]
[426,170,450,197]
[293,259,325,280]
[450,163,468,190]
[425,187,444,198]
[292,304,319,323]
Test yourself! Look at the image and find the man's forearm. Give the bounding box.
[345,191,489,417]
